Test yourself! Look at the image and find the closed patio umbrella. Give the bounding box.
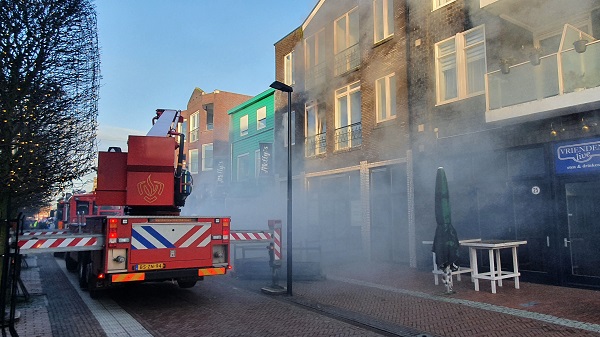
[432,167,460,293]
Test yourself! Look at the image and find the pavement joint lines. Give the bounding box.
[329,275,600,334]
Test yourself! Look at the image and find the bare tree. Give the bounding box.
[0,0,100,221]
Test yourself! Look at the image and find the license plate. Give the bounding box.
[135,263,165,271]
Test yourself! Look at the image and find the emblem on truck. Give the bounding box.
[137,175,165,203]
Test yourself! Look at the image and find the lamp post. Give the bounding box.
[269,80,293,296]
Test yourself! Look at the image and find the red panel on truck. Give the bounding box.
[126,172,174,206]
[127,136,175,171]
[96,151,128,206]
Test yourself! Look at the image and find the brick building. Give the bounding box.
[180,88,251,214]
[273,0,412,265]
[407,0,600,288]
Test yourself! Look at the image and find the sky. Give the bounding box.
[94,0,317,150]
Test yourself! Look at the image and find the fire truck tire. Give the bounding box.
[78,261,88,289]
[87,267,100,299]
[77,252,91,288]
[176,279,197,288]
[65,254,78,272]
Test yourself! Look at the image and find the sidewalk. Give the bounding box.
[284,261,600,337]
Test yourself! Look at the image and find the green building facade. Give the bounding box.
[228,88,276,197]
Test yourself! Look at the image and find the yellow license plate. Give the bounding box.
[136,263,165,271]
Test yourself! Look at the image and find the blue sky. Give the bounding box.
[94,0,316,149]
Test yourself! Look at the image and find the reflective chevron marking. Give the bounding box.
[131,224,210,250]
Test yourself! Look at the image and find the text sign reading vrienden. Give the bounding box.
[554,138,600,174]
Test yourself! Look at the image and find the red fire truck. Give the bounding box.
[57,193,124,230]
[20,109,231,298]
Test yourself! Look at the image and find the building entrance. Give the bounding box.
[562,181,600,287]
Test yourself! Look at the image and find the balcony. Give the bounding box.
[305,62,328,91]
[486,27,600,124]
[334,43,360,76]
[480,0,597,33]
[305,132,327,157]
[334,122,362,150]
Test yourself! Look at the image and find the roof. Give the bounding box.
[227,88,275,115]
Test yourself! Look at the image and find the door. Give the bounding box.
[561,181,600,287]
[370,165,408,263]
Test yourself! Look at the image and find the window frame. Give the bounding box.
[237,153,250,182]
[188,149,199,174]
[254,149,261,178]
[435,25,486,105]
[305,100,326,156]
[189,111,199,142]
[177,119,188,145]
[433,0,456,11]
[334,7,359,54]
[284,51,295,86]
[305,29,326,70]
[205,104,214,131]
[283,110,296,147]
[375,73,397,123]
[201,143,213,171]
[240,115,248,136]
[334,81,362,150]
[256,106,267,130]
[373,0,394,43]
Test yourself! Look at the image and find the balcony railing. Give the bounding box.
[305,132,327,157]
[486,40,600,113]
[305,62,328,90]
[334,122,362,150]
[334,43,360,76]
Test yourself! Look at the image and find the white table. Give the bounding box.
[461,240,527,294]
[422,239,481,285]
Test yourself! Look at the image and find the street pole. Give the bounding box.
[286,90,293,296]
[270,80,294,296]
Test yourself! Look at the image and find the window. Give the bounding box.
[305,29,326,88]
[305,101,326,156]
[433,0,455,10]
[237,153,250,181]
[190,111,199,142]
[305,30,326,70]
[177,119,188,144]
[284,51,294,86]
[204,104,214,130]
[376,73,396,122]
[374,0,394,43]
[335,82,362,149]
[188,149,199,174]
[255,149,261,178]
[240,115,248,136]
[334,8,360,75]
[435,25,485,104]
[201,143,213,171]
[283,111,296,147]
[257,107,266,130]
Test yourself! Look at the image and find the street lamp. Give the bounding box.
[269,80,293,296]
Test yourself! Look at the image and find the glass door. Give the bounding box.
[562,181,600,286]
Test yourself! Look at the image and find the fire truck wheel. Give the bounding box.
[176,279,197,288]
[65,254,78,272]
[87,267,100,299]
[78,261,88,289]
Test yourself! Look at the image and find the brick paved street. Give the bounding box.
[11,254,600,336]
